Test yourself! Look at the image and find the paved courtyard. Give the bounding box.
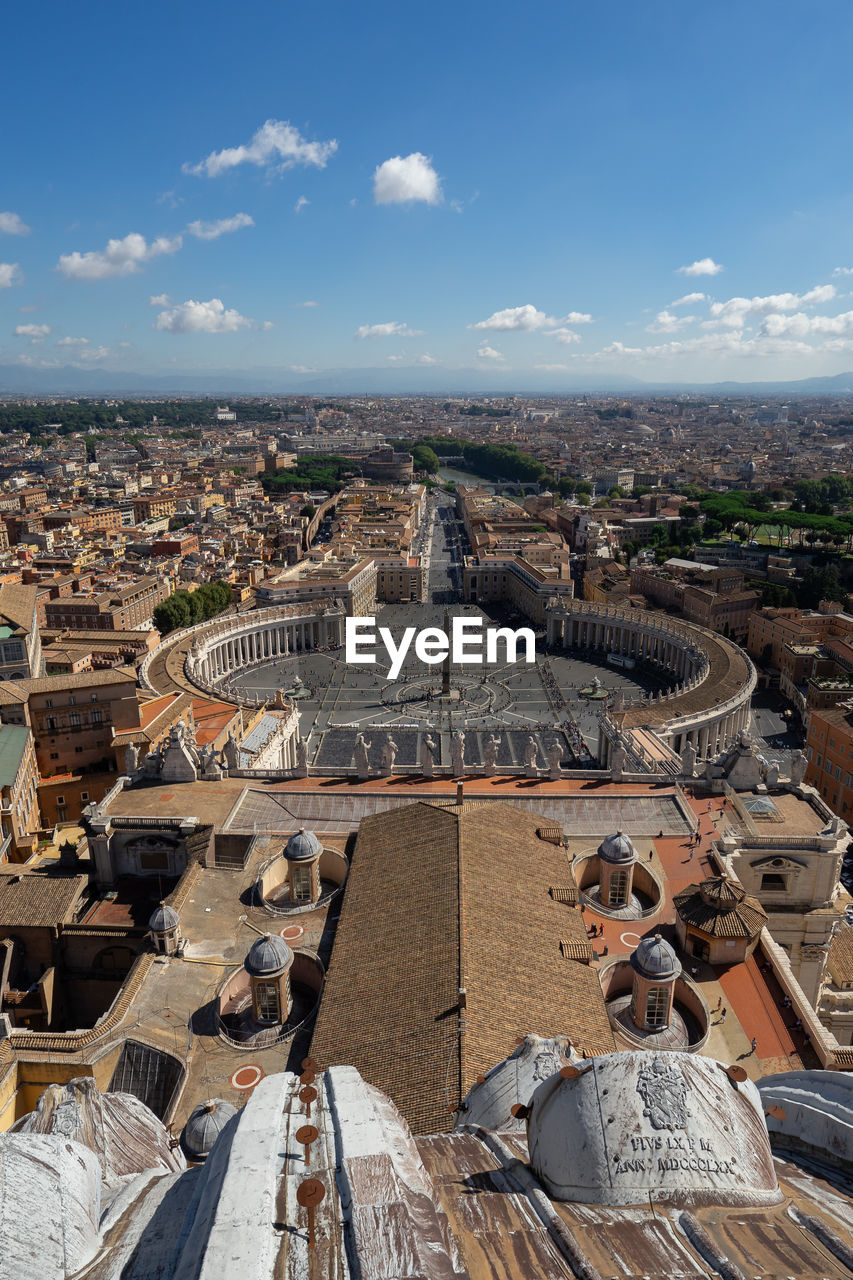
[229,499,673,770]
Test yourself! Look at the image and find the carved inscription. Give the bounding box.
[612,1134,738,1177]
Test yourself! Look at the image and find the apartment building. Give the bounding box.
[43,576,169,631]
[0,724,40,861]
[0,669,141,823]
[0,583,43,680]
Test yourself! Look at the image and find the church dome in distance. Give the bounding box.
[631,933,681,981]
[597,830,637,864]
[285,827,321,862]
[245,933,293,977]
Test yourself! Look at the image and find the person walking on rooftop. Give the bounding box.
[750,1036,757,1054]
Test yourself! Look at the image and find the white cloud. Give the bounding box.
[156,189,183,208]
[57,336,89,346]
[290,364,315,373]
[373,152,442,205]
[295,300,318,307]
[57,232,182,280]
[154,298,253,334]
[646,309,696,334]
[186,212,254,240]
[149,293,170,306]
[470,304,591,332]
[75,345,111,362]
[184,119,338,178]
[677,257,724,276]
[546,327,582,345]
[708,284,837,328]
[669,292,706,307]
[0,263,21,288]
[761,309,853,338]
[476,344,505,361]
[534,363,569,371]
[294,196,309,214]
[471,304,556,332]
[14,323,51,343]
[261,320,275,330]
[387,354,405,362]
[355,321,424,339]
[417,353,437,364]
[833,266,853,277]
[0,212,29,236]
[575,331,815,363]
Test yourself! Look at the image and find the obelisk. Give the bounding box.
[442,607,451,696]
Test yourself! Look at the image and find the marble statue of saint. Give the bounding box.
[611,736,627,780]
[295,738,309,777]
[451,730,465,778]
[482,734,500,776]
[420,732,436,779]
[681,740,697,779]
[223,730,239,772]
[790,749,808,787]
[524,735,539,777]
[354,733,372,780]
[380,734,398,776]
[547,740,562,781]
[124,742,139,774]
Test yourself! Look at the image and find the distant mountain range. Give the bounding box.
[3,362,853,398]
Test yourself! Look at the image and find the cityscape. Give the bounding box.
[4,1,853,1277]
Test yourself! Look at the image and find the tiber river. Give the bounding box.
[437,466,495,487]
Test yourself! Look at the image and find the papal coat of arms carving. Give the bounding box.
[636,1057,689,1129]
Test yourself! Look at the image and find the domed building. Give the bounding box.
[181,1099,237,1163]
[245,933,294,1025]
[576,830,662,919]
[674,875,767,965]
[597,830,638,908]
[602,933,709,1051]
[255,826,348,914]
[148,902,181,956]
[283,826,323,905]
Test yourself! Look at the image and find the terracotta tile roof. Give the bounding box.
[0,870,87,927]
[0,583,38,633]
[673,875,767,939]
[311,799,614,1134]
[828,922,853,984]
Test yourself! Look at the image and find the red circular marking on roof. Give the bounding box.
[281,925,304,941]
[230,1064,263,1091]
[159,793,175,801]
[620,931,643,948]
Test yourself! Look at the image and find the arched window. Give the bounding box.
[645,986,668,1029]
[608,868,629,907]
[292,864,313,902]
[255,981,280,1023]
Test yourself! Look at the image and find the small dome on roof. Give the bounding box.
[597,830,637,864]
[631,933,681,981]
[285,827,321,862]
[245,933,293,977]
[181,1099,237,1161]
[149,903,179,933]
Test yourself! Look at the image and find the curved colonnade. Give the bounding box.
[546,600,756,762]
[140,601,345,704]
[141,598,756,773]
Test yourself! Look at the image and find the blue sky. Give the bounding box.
[4,1,853,386]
